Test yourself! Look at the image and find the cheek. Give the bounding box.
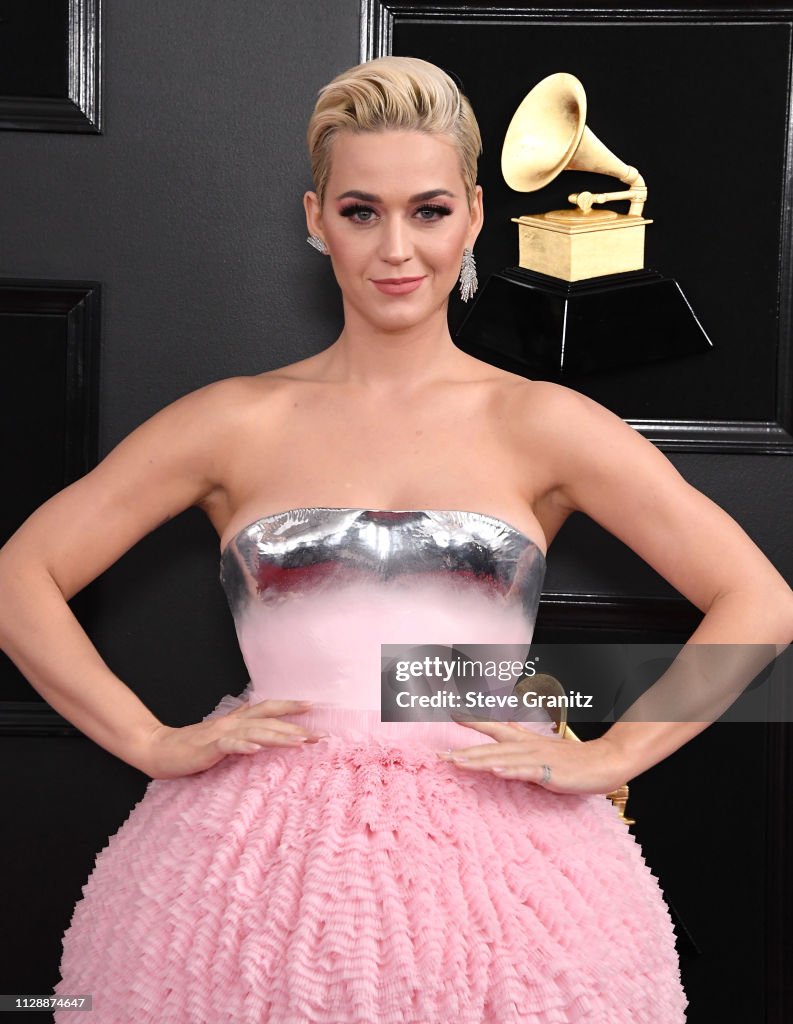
[326,238,365,273]
[435,223,468,254]
[326,227,465,279]
[433,239,465,275]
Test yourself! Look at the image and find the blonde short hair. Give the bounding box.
[306,56,482,211]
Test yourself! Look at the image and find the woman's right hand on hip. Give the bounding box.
[142,699,325,779]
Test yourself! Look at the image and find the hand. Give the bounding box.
[143,699,327,780]
[435,718,630,796]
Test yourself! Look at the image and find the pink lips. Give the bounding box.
[371,276,425,295]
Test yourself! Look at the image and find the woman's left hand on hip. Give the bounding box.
[435,719,629,796]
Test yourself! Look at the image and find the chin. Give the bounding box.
[373,304,436,327]
[344,287,448,330]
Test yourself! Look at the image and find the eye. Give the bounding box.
[339,204,376,223]
[416,204,452,221]
[338,203,453,224]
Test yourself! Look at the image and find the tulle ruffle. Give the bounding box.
[53,684,687,1023]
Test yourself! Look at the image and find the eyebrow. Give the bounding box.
[334,189,458,202]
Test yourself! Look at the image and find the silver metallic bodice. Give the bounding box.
[218,508,547,720]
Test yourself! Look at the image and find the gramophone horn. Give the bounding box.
[501,72,587,192]
[501,72,644,206]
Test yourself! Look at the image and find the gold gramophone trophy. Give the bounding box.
[503,72,651,282]
[455,72,712,377]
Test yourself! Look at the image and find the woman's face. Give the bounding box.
[304,129,483,331]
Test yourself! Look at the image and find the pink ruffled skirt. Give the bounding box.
[53,685,687,1023]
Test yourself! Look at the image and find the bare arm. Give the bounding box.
[0,377,246,774]
[443,382,793,794]
[538,383,793,777]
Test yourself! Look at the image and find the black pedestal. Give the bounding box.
[454,267,713,379]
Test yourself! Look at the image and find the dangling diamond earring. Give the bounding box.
[307,234,329,254]
[459,246,478,302]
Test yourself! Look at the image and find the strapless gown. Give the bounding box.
[53,508,687,1023]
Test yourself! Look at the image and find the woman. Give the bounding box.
[2,55,792,1023]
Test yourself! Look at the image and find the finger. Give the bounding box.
[449,711,496,727]
[438,739,540,762]
[438,752,533,772]
[217,735,260,754]
[228,708,315,733]
[491,763,551,785]
[243,723,330,745]
[226,700,251,716]
[239,728,310,747]
[450,718,532,742]
[248,699,315,715]
[237,702,315,723]
[443,754,551,785]
[250,718,317,736]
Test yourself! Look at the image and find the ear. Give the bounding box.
[303,190,324,242]
[467,185,484,248]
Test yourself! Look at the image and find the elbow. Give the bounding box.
[772,579,793,627]
[709,584,793,646]
[783,601,793,646]
[765,587,793,646]
[0,548,57,639]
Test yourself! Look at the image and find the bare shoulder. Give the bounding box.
[96,373,284,466]
[499,376,601,427]
[494,376,589,452]
[499,378,665,502]
[158,368,310,444]
[0,372,293,600]
[542,383,681,517]
[183,370,296,425]
[250,351,334,386]
[499,379,793,613]
[435,357,644,479]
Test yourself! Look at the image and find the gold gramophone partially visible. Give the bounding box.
[502,72,653,283]
[453,68,712,377]
[513,673,634,825]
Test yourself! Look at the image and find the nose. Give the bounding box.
[377,213,413,265]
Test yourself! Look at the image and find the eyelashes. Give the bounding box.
[339,203,453,223]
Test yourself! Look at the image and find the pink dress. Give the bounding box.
[54,508,687,1023]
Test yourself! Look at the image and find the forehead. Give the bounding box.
[327,130,463,193]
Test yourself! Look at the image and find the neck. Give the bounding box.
[318,300,465,390]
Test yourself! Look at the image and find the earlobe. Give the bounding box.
[303,192,329,254]
[469,185,484,245]
[303,190,323,237]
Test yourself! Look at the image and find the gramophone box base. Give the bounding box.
[454,267,712,378]
[512,213,653,282]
